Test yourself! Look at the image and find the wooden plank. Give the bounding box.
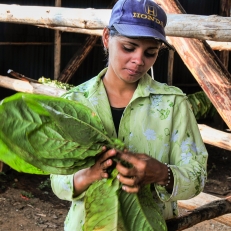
[206,41,231,51]
[0,75,65,96]
[178,192,231,227]
[0,4,231,42]
[198,124,231,151]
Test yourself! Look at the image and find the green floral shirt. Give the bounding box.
[50,68,208,231]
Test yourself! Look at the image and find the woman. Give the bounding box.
[51,0,208,230]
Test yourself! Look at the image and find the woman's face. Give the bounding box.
[103,29,161,84]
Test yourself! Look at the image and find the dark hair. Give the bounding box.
[108,26,121,37]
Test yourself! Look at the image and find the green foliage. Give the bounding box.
[0,92,167,231]
[38,178,51,190]
[187,91,217,120]
[21,190,34,198]
[0,93,123,175]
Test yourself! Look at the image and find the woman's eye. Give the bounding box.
[145,52,156,58]
[145,50,159,58]
[123,46,134,52]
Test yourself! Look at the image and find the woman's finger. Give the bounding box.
[116,151,139,167]
[100,159,113,170]
[100,148,117,162]
[117,174,137,186]
[122,184,140,194]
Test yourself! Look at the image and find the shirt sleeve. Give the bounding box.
[155,96,208,202]
[50,174,85,201]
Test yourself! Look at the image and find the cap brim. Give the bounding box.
[113,24,174,50]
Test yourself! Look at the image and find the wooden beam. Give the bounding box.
[178,192,231,227]
[198,124,231,151]
[165,14,231,42]
[0,75,65,96]
[213,0,230,130]
[0,4,231,42]
[206,41,231,51]
[155,0,231,130]
[218,0,230,70]
[0,42,84,46]
[1,40,231,51]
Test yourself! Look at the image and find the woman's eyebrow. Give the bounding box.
[126,41,159,49]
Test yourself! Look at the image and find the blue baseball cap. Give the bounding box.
[109,0,173,49]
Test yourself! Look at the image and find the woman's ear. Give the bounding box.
[102,27,110,49]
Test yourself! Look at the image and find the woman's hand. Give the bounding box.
[90,147,117,181]
[116,150,171,193]
[73,147,117,197]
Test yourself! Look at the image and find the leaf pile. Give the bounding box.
[38,76,75,90]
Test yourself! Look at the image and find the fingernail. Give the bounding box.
[122,185,126,191]
[117,174,120,180]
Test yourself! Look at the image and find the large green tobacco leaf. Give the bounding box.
[84,169,167,231]
[119,186,167,230]
[0,138,48,174]
[0,93,167,231]
[0,93,120,174]
[84,169,127,231]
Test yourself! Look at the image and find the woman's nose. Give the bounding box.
[131,51,144,66]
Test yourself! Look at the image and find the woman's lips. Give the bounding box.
[127,68,141,75]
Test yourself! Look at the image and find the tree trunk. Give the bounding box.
[155,0,231,130]
[0,4,231,41]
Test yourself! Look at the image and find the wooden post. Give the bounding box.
[213,0,230,129]
[155,0,231,130]
[54,0,61,80]
[219,0,230,71]
[167,50,174,85]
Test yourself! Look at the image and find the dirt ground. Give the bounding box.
[0,144,231,231]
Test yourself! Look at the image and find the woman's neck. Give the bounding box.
[102,71,137,108]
